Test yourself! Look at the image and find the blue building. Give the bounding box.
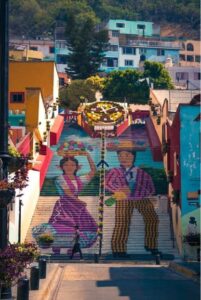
[101,19,181,72]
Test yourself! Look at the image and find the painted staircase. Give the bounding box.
[25,123,179,259]
[26,195,178,258]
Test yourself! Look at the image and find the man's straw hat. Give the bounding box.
[107,139,147,151]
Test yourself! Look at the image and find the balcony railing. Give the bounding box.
[126,39,181,49]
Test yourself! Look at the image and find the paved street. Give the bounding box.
[53,263,200,300]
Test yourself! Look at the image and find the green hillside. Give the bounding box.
[10,0,199,39]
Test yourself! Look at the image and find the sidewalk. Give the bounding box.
[169,260,200,282]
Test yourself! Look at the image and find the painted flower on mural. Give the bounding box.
[0,243,39,287]
[57,140,94,157]
[84,101,125,124]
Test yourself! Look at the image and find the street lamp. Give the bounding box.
[0,0,10,250]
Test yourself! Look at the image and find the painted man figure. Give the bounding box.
[105,140,159,257]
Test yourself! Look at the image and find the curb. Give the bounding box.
[29,263,62,300]
[168,261,200,282]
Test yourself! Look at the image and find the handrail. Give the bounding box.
[167,198,176,249]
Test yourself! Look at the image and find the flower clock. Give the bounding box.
[84,101,125,125]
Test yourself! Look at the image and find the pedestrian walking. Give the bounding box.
[70,225,83,260]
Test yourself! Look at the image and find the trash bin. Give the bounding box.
[17,277,29,300]
[94,254,99,263]
[155,253,161,265]
[39,258,47,279]
[30,266,40,290]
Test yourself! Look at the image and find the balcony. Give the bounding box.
[126,39,181,49]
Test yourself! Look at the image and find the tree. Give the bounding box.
[103,69,149,104]
[65,11,109,79]
[85,75,105,92]
[143,61,174,89]
[59,80,97,111]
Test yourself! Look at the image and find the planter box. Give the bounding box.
[38,241,53,249]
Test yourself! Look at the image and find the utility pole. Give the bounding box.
[0,0,10,250]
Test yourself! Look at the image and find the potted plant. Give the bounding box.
[167,170,173,183]
[8,145,28,173]
[37,233,54,249]
[172,189,180,205]
[162,141,169,154]
[0,163,29,207]
[183,233,200,246]
[156,116,161,125]
[0,243,39,298]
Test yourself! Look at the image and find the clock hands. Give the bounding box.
[100,106,107,114]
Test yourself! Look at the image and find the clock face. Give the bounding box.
[84,101,125,124]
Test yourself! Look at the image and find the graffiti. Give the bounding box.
[33,123,168,255]
[105,140,159,256]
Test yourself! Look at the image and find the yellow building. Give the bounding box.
[9,61,61,156]
[9,61,58,112]
[9,49,43,62]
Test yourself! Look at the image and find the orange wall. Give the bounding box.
[9,61,55,111]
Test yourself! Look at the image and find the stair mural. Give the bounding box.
[26,122,178,258]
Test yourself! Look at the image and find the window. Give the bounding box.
[55,41,67,48]
[179,54,185,61]
[57,54,68,64]
[108,45,118,52]
[139,48,147,54]
[30,46,38,51]
[125,60,133,66]
[187,55,194,62]
[49,46,55,54]
[102,59,107,66]
[122,47,136,55]
[137,24,146,30]
[59,78,65,86]
[195,55,201,62]
[194,72,201,80]
[112,30,119,37]
[10,92,25,103]
[107,58,118,67]
[186,43,194,51]
[176,72,189,80]
[157,49,165,56]
[182,42,185,50]
[116,23,125,28]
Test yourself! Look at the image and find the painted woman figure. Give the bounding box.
[49,152,97,253]
[32,150,97,254]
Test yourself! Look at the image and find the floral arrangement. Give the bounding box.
[0,161,29,207]
[0,242,39,287]
[57,140,93,156]
[37,233,54,244]
[8,145,20,157]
